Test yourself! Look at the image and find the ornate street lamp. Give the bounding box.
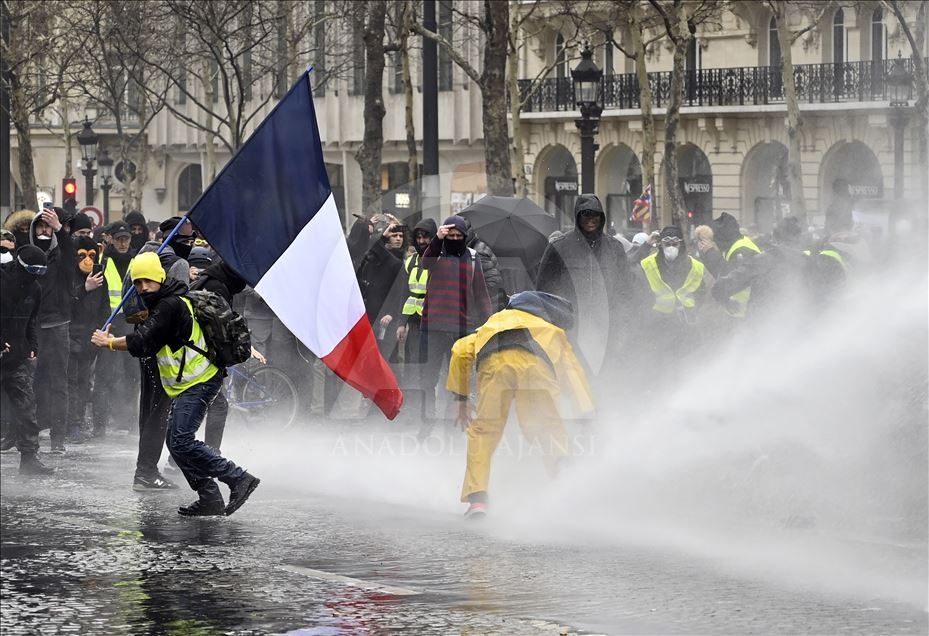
[98,148,114,224]
[77,119,99,206]
[887,51,913,200]
[571,43,603,194]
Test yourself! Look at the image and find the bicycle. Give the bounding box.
[225,361,299,431]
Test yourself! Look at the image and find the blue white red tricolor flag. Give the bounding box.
[188,71,403,419]
[631,183,652,224]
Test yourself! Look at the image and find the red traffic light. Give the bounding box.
[62,178,77,201]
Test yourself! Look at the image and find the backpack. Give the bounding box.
[183,290,251,369]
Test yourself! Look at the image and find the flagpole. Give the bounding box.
[100,213,191,329]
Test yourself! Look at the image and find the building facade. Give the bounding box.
[10,1,929,235]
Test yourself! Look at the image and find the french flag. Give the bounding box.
[188,71,403,419]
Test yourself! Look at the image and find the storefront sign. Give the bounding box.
[684,182,711,194]
[554,180,578,193]
[848,184,880,197]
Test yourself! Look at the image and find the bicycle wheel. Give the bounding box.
[237,366,299,431]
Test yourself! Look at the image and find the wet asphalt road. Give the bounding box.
[1,427,927,636]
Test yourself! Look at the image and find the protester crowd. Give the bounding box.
[1,193,866,516]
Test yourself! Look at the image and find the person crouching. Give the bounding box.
[91,252,259,517]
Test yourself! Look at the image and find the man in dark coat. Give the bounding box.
[535,194,631,375]
[125,210,148,252]
[462,217,505,310]
[29,208,76,452]
[67,237,109,442]
[1,246,54,474]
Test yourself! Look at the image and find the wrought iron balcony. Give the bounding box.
[518,58,925,113]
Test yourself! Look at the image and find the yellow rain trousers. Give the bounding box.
[448,309,594,502]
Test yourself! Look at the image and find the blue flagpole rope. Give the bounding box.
[100,213,191,330]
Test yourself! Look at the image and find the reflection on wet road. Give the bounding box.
[2,431,926,635]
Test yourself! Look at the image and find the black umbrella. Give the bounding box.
[458,196,558,273]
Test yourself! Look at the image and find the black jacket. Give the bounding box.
[464,224,505,310]
[711,244,809,318]
[192,262,247,306]
[536,196,631,325]
[126,279,193,358]
[356,236,406,324]
[0,262,42,365]
[69,269,109,342]
[30,215,75,327]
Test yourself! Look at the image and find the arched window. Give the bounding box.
[768,16,781,66]
[871,8,886,64]
[177,164,202,212]
[833,8,846,65]
[555,33,567,80]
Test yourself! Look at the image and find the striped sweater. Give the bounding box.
[421,236,493,334]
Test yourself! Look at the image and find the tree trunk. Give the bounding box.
[61,95,74,178]
[663,5,689,228]
[10,79,37,210]
[356,1,387,216]
[629,11,656,228]
[200,60,217,185]
[508,0,527,197]
[481,0,513,196]
[401,1,419,221]
[775,1,806,221]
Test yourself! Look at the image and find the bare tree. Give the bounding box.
[413,1,513,196]
[74,0,170,213]
[509,1,583,197]
[399,0,420,217]
[884,0,929,209]
[647,0,724,227]
[766,0,835,222]
[1,0,86,210]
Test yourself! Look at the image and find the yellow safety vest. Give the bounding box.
[640,253,705,315]
[804,249,847,271]
[102,256,130,310]
[723,236,762,318]
[155,297,219,398]
[401,254,429,316]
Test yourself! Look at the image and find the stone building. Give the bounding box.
[10,1,928,235]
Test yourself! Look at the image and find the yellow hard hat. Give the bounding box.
[130,252,166,284]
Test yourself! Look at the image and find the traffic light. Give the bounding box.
[62,178,78,207]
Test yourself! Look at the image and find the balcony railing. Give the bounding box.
[518,58,925,113]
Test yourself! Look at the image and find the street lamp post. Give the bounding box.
[887,51,912,201]
[77,119,99,207]
[571,43,603,194]
[98,148,114,224]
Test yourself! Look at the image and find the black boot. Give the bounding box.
[177,498,225,517]
[225,472,260,516]
[20,453,55,476]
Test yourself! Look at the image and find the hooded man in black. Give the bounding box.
[536,194,631,375]
[1,246,54,474]
[125,210,149,252]
[29,208,76,452]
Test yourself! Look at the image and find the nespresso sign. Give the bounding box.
[554,180,578,192]
[848,184,880,197]
[684,182,711,193]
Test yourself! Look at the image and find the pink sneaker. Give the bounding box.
[464,502,487,520]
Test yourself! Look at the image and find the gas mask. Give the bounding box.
[662,245,679,262]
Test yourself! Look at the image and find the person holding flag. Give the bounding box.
[91,253,260,517]
[631,184,652,225]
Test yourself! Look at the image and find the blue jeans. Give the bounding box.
[166,375,245,502]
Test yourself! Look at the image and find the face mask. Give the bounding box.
[139,291,160,309]
[171,238,193,260]
[0,251,12,265]
[444,238,466,257]
[662,246,679,262]
[35,234,52,244]
[131,234,147,251]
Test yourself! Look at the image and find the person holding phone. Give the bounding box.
[65,236,109,443]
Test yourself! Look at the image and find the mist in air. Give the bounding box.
[227,239,928,609]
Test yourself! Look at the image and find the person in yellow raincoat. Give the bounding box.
[447,291,595,518]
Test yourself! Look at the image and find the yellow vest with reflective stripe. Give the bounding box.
[102,256,130,310]
[155,297,219,398]
[723,236,762,318]
[640,253,705,315]
[401,254,429,316]
[804,248,847,271]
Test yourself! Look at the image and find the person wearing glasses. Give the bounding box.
[1,245,55,475]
